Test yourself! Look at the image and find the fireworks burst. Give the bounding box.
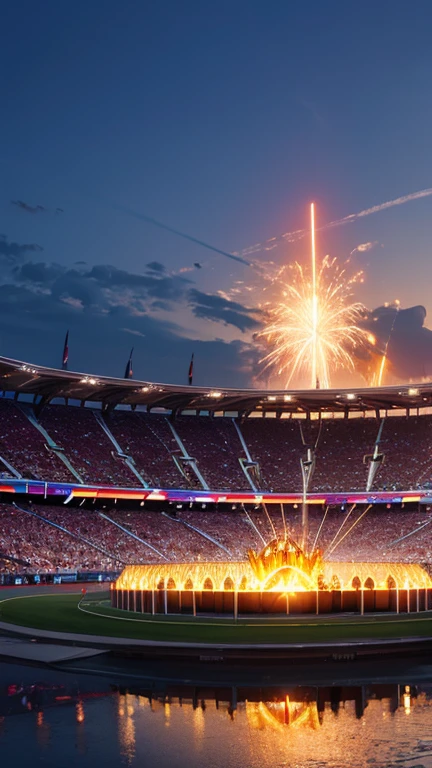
[258,204,371,389]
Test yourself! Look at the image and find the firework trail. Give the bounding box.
[113,204,251,266]
[236,187,432,258]
[375,302,401,386]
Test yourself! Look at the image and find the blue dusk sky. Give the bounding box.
[2,0,432,387]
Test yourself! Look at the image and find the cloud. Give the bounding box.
[0,276,258,386]
[122,328,146,338]
[350,241,379,256]
[0,236,264,385]
[14,261,63,284]
[11,200,46,214]
[360,304,432,380]
[0,235,43,259]
[146,261,166,273]
[188,289,261,332]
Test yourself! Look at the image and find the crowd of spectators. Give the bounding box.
[174,417,250,490]
[104,411,194,489]
[1,403,432,493]
[240,418,304,491]
[39,406,137,486]
[0,400,74,482]
[1,502,432,575]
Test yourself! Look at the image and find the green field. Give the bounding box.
[2,592,432,644]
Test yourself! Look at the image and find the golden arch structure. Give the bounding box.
[112,538,432,617]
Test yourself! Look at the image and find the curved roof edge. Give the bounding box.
[0,354,431,414]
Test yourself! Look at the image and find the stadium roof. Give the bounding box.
[1,355,432,414]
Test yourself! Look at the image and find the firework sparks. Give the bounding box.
[258,204,370,389]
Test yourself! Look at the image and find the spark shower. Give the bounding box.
[258,204,370,389]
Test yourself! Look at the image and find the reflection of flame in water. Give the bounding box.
[403,686,411,715]
[118,694,136,765]
[246,698,320,731]
[36,710,50,747]
[193,705,205,738]
[76,701,85,724]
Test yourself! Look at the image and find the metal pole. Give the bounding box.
[192,590,196,617]
[302,492,308,552]
[360,588,364,616]
[164,588,168,615]
[151,588,155,615]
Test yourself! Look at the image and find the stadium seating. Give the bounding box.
[0,400,74,482]
[173,416,250,490]
[1,502,432,575]
[1,401,432,493]
[103,411,193,488]
[39,406,137,486]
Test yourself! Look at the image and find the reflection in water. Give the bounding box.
[118,694,136,765]
[2,664,432,767]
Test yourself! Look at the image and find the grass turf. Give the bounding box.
[2,593,432,644]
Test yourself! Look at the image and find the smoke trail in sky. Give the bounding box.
[114,204,251,266]
[236,187,432,257]
[114,186,432,267]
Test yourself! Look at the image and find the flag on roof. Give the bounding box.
[124,348,134,379]
[62,331,69,371]
[188,353,194,385]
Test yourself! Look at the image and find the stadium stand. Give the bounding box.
[1,398,432,493]
[173,416,250,490]
[39,406,137,486]
[239,418,304,491]
[0,400,74,482]
[103,411,193,488]
[1,503,432,576]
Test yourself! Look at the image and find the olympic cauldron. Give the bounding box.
[111,536,432,616]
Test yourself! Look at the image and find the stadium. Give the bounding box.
[0,351,432,632]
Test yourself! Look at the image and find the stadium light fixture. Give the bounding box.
[208,391,223,398]
[346,393,356,400]
[284,395,292,401]
[267,395,277,401]
[408,388,419,396]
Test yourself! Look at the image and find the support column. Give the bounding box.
[360,588,364,616]
[151,588,155,615]
[164,589,168,615]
